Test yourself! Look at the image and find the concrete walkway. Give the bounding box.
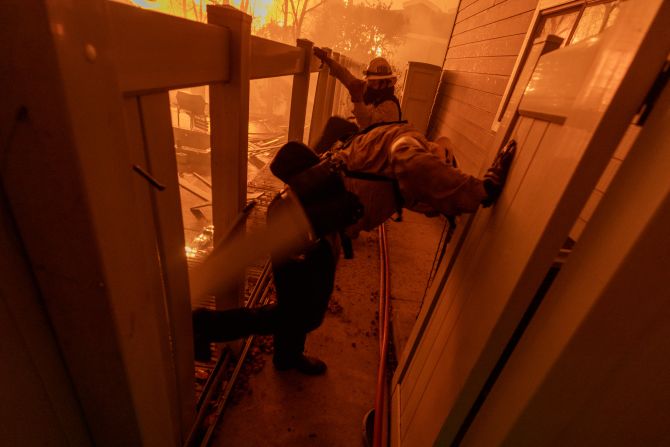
[386,212,447,357]
[213,232,381,447]
[210,211,446,446]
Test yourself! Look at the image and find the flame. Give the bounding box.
[127,0,277,27]
[129,0,168,9]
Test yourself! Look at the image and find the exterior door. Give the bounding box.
[391,1,670,445]
[461,68,670,446]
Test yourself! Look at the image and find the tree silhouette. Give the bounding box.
[303,0,406,63]
[288,0,325,40]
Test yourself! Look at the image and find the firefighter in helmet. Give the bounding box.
[192,51,518,376]
[313,48,401,128]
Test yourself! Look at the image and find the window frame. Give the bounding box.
[491,0,618,131]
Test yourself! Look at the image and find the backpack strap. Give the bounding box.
[343,169,405,222]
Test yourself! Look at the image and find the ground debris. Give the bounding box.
[328,298,344,315]
[226,334,273,405]
[195,367,209,381]
[257,334,274,354]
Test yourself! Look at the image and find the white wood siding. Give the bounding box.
[430,0,538,174]
[394,2,670,444]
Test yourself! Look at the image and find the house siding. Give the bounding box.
[429,0,538,174]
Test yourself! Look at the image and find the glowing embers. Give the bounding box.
[185,225,214,260]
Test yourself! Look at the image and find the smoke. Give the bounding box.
[189,191,313,305]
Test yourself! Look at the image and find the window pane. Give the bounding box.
[605,3,620,30]
[537,10,579,46]
[571,3,614,45]
[495,7,579,123]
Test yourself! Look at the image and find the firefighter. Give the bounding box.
[192,127,516,376]
[330,123,517,237]
[313,48,401,128]
[192,147,363,376]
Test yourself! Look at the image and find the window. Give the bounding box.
[492,0,620,131]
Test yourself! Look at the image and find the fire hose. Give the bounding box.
[373,224,391,447]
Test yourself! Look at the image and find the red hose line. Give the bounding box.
[373,225,391,447]
[378,226,385,347]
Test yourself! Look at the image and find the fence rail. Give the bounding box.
[105,2,360,444]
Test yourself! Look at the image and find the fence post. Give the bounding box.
[207,5,251,309]
[308,47,332,147]
[323,51,338,119]
[332,53,345,117]
[287,38,313,143]
[134,92,196,440]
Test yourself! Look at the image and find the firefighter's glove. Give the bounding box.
[482,140,516,208]
[313,47,330,66]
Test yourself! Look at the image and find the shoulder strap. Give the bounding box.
[343,170,394,183]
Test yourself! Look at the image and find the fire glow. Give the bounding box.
[128,0,277,27]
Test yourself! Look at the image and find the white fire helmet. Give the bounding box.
[364,57,396,80]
